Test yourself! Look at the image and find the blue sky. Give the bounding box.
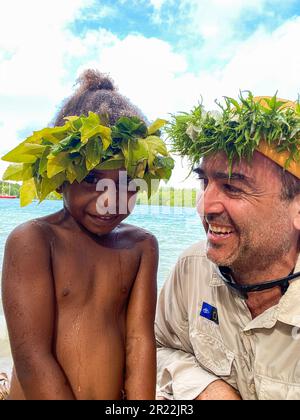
[1,0,300,186]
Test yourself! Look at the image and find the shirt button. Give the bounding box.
[244,330,253,336]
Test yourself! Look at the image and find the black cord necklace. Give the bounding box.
[218,266,300,299]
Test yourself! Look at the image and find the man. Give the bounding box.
[156,94,300,400]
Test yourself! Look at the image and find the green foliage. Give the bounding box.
[2,113,174,206]
[136,187,198,208]
[166,91,300,174]
[0,181,20,197]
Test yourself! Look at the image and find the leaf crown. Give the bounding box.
[2,113,174,206]
[167,91,300,177]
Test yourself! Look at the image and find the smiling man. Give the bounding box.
[155,93,300,400]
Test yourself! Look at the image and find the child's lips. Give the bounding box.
[88,213,119,224]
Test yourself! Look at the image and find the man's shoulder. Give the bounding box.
[178,240,208,260]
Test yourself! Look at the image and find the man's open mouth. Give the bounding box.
[208,224,234,237]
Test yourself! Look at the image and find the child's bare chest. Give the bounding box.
[50,233,140,310]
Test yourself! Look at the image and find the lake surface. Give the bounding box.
[0,199,205,375]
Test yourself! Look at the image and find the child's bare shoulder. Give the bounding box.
[5,214,58,252]
[117,223,158,251]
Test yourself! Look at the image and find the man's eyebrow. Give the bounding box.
[194,167,254,187]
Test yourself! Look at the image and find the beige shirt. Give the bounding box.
[155,241,300,400]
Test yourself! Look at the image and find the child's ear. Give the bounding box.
[56,181,68,195]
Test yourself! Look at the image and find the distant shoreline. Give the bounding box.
[0,182,199,208]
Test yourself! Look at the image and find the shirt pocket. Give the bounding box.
[190,331,235,377]
[255,375,300,400]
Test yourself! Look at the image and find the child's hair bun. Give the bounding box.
[77,69,116,92]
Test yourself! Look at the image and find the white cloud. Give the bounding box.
[1,0,300,189]
[150,0,166,10]
[196,16,300,107]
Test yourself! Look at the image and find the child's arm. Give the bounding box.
[2,223,75,400]
[125,234,158,400]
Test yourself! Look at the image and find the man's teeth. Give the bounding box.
[209,225,233,234]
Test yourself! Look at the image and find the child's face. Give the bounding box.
[62,169,138,235]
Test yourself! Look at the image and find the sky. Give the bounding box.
[1,0,300,187]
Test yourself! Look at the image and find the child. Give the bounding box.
[1,70,174,400]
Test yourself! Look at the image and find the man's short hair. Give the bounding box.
[278,166,300,201]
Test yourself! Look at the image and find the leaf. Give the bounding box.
[2,164,24,181]
[50,134,81,156]
[73,164,89,183]
[2,142,46,163]
[96,157,125,171]
[145,136,169,168]
[38,146,51,176]
[85,137,102,171]
[26,125,72,145]
[81,125,111,149]
[113,117,148,140]
[147,119,167,135]
[20,178,37,207]
[39,173,66,202]
[47,152,70,178]
[125,138,149,178]
[66,162,78,184]
[224,97,241,112]
[22,163,34,181]
[143,173,161,198]
[79,112,111,146]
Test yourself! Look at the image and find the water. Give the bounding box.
[0,199,205,376]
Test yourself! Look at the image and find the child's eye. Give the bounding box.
[83,174,98,185]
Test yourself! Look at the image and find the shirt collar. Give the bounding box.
[211,256,300,329]
[210,265,226,287]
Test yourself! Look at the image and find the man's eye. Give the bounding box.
[83,175,98,185]
[224,184,242,194]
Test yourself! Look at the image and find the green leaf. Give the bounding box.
[147,119,167,135]
[85,137,102,171]
[2,143,46,163]
[2,164,24,181]
[20,178,37,207]
[145,135,168,168]
[22,164,34,181]
[125,138,149,178]
[79,112,111,146]
[47,152,70,178]
[96,156,125,170]
[143,173,161,198]
[38,146,51,176]
[113,117,148,140]
[73,165,89,183]
[50,134,81,156]
[39,173,66,202]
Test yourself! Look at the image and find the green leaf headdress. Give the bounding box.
[2,113,174,206]
[167,91,300,178]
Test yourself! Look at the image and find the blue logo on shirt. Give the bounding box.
[200,302,219,325]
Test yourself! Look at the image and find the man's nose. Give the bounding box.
[197,182,225,217]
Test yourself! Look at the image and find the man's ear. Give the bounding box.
[292,195,300,230]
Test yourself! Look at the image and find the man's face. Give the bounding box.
[196,151,299,273]
[62,169,137,235]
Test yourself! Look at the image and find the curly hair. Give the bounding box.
[53,69,146,126]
